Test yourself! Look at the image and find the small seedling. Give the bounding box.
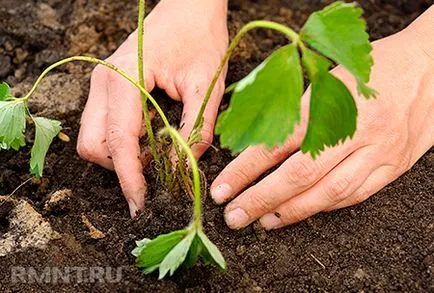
[0,1,375,278]
[132,127,225,278]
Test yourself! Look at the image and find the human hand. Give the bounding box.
[211,8,434,230]
[77,0,228,217]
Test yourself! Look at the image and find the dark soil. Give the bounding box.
[0,0,433,292]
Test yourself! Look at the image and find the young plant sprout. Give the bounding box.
[132,126,225,278]
[0,0,375,279]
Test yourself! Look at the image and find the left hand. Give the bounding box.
[77,0,228,217]
[210,10,434,230]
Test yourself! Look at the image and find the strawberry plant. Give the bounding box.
[0,1,374,279]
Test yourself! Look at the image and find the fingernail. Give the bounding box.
[128,200,139,218]
[211,183,232,204]
[225,208,249,229]
[260,213,282,230]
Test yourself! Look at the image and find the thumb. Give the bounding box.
[178,75,225,159]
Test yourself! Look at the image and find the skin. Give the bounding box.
[79,0,433,226]
[77,0,228,217]
[211,6,434,230]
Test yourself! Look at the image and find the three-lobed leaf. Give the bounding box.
[136,229,188,273]
[158,231,195,279]
[197,230,226,270]
[30,117,62,177]
[300,48,357,157]
[183,234,203,268]
[300,1,375,98]
[216,44,303,153]
[134,228,226,278]
[0,100,27,151]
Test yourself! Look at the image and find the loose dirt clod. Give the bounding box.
[81,214,106,239]
[36,3,62,30]
[44,189,72,213]
[11,73,85,117]
[0,196,57,257]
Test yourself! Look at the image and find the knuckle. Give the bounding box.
[118,174,131,196]
[324,177,352,203]
[284,159,319,186]
[107,124,125,153]
[262,140,294,163]
[185,74,213,97]
[106,67,121,83]
[353,186,372,205]
[90,65,108,85]
[231,165,254,184]
[77,140,95,162]
[256,148,278,163]
[280,205,306,224]
[396,149,413,173]
[92,65,105,77]
[250,192,273,214]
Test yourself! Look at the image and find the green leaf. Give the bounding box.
[0,100,26,150]
[199,245,214,266]
[301,48,357,158]
[136,230,188,273]
[30,117,62,177]
[0,82,11,101]
[216,44,304,153]
[158,231,195,279]
[131,238,151,257]
[197,230,226,270]
[300,1,376,98]
[183,234,204,268]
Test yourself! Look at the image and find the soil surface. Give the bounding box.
[0,0,433,292]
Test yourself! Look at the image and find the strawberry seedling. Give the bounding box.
[1,1,374,279]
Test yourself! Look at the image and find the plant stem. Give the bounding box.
[160,127,202,229]
[190,20,301,140]
[138,0,159,164]
[22,56,171,128]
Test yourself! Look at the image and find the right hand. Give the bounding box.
[77,0,229,217]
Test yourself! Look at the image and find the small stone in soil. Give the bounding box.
[13,48,29,64]
[0,54,12,78]
[44,189,72,213]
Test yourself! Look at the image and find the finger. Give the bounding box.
[224,143,357,229]
[177,71,226,159]
[106,64,155,218]
[324,165,399,211]
[139,109,156,138]
[213,89,310,204]
[210,133,302,204]
[259,146,378,229]
[77,65,114,170]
